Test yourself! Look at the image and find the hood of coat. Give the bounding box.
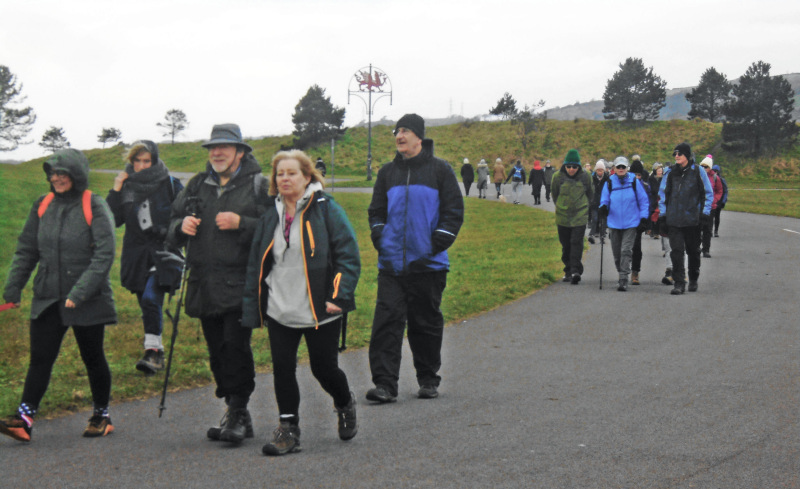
[42,148,90,193]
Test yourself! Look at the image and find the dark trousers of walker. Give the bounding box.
[22,303,111,410]
[668,225,702,285]
[557,225,586,278]
[266,315,351,415]
[369,270,447,397]
[200,311,255,408]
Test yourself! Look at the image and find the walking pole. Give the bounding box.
[158,242,189,418]
[599,217,606,290]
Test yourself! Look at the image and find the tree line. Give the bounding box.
[3,60,797,159]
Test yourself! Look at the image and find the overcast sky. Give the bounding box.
[2,0,799,162]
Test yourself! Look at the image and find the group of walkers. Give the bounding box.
[1,115,464,459]
[460,157,557,204]
[553,143,728,294]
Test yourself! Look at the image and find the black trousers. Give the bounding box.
[668,225,702,285]
[369,271,447,396]
[557,225,586,277]
[267,316,351,415]
[463,180,473,196]
[700,218,714,253]
[22,304,111,411]
[200,311,255,406]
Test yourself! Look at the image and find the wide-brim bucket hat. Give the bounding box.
[201,123,253,153]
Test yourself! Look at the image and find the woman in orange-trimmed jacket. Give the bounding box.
[242,150,360,456]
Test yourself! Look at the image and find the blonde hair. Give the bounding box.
[268,149,324,196]
[125,143,151,164]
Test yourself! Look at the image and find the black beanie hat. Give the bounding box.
[395,113,425,140]
[629,159,645,176]
[674,142,692,158]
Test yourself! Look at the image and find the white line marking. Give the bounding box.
[783,229,800,235]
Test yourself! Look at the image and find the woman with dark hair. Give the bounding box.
[1,149,117,442]
[106,141,183,375]
[242,150,361,456]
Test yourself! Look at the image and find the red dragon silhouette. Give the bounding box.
[357,70,386,91]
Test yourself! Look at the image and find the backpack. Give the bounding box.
[606,175,639,204]
[38,190,93,226]
[512,167,523,181]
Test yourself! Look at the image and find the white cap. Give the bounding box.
[613,156,629,169]
[595,159,606,171]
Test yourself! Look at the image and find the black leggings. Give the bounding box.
[22,304,111,411]
[267,316,351,416]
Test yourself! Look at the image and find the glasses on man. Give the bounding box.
[393,128,413,136]
[564,164,580,170]
[615,165,627,170]
[673,151,684,157]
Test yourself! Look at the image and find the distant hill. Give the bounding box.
[546,73,800,122]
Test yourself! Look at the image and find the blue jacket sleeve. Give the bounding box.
[699,167,713,216]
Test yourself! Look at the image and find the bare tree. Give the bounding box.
[156,109,188,144]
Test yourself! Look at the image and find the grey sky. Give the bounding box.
[2,0,798,162]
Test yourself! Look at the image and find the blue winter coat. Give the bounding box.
[600,173,650,230]
[368,139,464,275]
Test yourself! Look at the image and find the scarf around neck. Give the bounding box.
[121,159,170,204]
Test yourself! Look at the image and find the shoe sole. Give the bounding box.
[339,427,358,441]
[0,425,31,442]
[262,444,302,456]
[83,424,114,437]
[418,392,439,399]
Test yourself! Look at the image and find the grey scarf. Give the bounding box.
[121,159,170,204]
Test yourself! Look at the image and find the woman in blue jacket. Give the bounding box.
[599,156,651,291]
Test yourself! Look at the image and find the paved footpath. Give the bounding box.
[3,185,798,488]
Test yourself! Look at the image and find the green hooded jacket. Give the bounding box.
[551,166,593,227]
[3,149,117,326]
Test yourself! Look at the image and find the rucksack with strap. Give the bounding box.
[512,167,523,181]
[38,190,93,226]
[606,175,639,208]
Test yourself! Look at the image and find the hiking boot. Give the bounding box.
[688,281,698,292]
[662,269,673,285]
[570,274,581,285]
[617,279,628,292]
[365,385,396,403]
[702,251,711,258]
[135,349,164,375]
[83,415,114,437]
[418,385,439,399]
[335,393,358,441]
[587,235,596,244]
[562,275,572,283]
[714,232,719,237]
[671,282,686,295]
[207,410,227,441]
[219,408,253,443]
[262,421,301,456]
[631,271,640,285]
[0,413,32,442]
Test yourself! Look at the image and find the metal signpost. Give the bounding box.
[348,64,392,180]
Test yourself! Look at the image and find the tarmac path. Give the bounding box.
[3,182,798,488]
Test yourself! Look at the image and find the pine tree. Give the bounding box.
[156,109,188,145]
[602,58,666,121]
[39,126,70,153]
[722,61,799,154]
[98,127,122,148]
[291,85,345,149]
[489,92,518,120]
[686,67,732,122]
[0,65,37,151]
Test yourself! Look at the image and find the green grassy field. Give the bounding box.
[0,164,564,418]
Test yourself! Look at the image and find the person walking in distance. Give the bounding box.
[658,143,714,294]
[551,149,593,285]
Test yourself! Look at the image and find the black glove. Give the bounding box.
[431,230,456,255]
[657,216,668,237]
[370,225,384,251]
[637,218,648,232]
[598,205,609,218]
[700,213,712,226]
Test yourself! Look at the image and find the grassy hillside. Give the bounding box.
[17,119,800,185]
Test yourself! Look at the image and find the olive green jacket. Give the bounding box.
[551,166,593,228]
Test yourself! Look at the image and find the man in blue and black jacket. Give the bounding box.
[366,114,464,403]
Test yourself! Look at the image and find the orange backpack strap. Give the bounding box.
[36,190,93,226]
[37,193,56,218]
[82,190,93,226]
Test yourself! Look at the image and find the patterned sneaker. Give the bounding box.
[262,421,301,456]
[418,385,439,399]
[0,413,33,442]
[335,393,358,441]
[83,415,114,437]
